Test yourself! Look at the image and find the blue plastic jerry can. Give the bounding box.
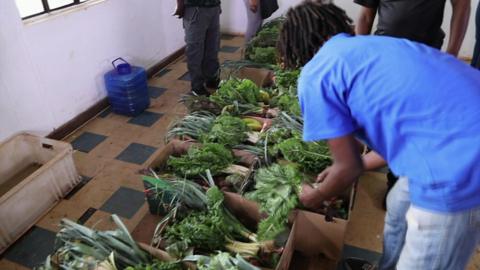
[104,58,150,116]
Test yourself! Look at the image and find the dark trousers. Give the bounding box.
[183,6,221,91]
[472,2,480,69]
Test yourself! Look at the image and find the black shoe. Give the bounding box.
[205,77,220,89]
[191,86,210,97]
[342,258,376,270]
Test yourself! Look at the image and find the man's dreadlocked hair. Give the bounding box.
[277,1,354,69]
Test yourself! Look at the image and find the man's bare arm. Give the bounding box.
[300,134,363,209]
[356,6,377,35]
[447,0,471,56]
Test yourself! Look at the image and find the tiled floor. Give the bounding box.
[1,35,479,270]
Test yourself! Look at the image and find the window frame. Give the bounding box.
[21,0,85,20]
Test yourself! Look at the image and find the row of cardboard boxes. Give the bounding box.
[138,138,357,270]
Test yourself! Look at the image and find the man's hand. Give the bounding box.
[249,0,258,13]
[300,183,324,210]
[316,166,332,183]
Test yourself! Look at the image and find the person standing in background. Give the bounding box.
[244,0,263,43]
[355,0,470,56]
[473,1,480,68]
[174,0,221,96]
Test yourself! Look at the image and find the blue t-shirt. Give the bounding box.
[299,33,480,212]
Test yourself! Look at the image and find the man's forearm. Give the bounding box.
[356,7,377,35]
[447,0,471,56]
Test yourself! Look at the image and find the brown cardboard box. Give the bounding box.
[221,66,274,88]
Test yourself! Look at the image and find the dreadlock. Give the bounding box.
[277,1,354,69]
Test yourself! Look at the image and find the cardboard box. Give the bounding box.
[224,185,357,270]
[292,186,356,261]
[221,66,274,88]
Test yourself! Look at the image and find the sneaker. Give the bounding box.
[342,257,376,270]
[191,86,210,97]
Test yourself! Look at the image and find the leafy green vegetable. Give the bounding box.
[186,253,260,270]
[201,115,250,146]
[276,94,301,116]
[276,137,332,174]
[164,187,259,256]
[166,111,216,142]
[167,143,234,177]
[126,261,184,270]
[210,78,261,108]
[247,164,303,241]
[273,68,301,90]
[38,215,151,270]
[248,47,277,65]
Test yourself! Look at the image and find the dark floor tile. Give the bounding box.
[154,68,171,78]
[64,176,93,200]
[4,226,56,268]
[337,245,382,270]
[128,111,163,127]
[115,143,157,165]
[77,207,97,225]
[221,34,236,40]
[179,72,191,81]
[100,187,145,219]
[71,132,107,153]
[148,86,167,99]
[98,107,111,118]
[220,45,240,53]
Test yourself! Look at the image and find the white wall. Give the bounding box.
[0,0,185,141]
[220,0,479,58]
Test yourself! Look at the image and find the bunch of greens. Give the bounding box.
[247,164,303,241]
[165,111,216,142]
[143,175,208,217]
[273,68,301,90]
[38,215,151,270]
[248,47,277,65]
[164,186,260,257]
[245,17,284,62]
[210,79,261,108]
[201,115,250,146]
[167,143,234,177]
[125,261,183,270]
[186,252,260,270]
[276,137,332,174]
[276,94,301,117]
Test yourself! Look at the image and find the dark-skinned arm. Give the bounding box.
[300,134,364,210]
[356,6,377,35]
[447,0,471,56]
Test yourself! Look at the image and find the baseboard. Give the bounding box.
[147,46,186,77]
[47,46,187,140]
[46,98,109,140]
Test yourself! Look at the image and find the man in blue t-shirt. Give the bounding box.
[277,2,480,269]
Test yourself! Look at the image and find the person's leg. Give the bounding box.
[378,177,410,270]
[396,206,480,269]
[202,6,221,89]
[472,2,480,69]
[183,7,209,93]
[243,0,264,43]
